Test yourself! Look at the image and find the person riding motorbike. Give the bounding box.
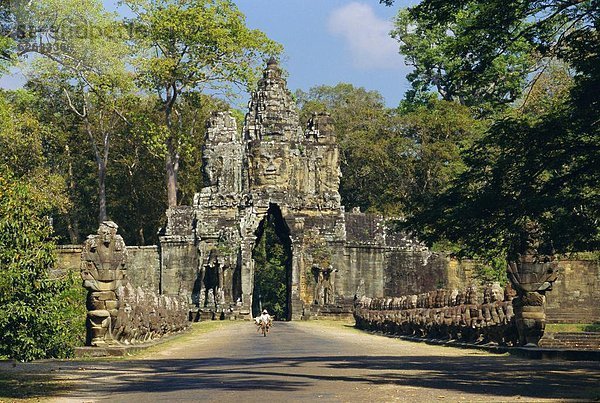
[256,309,272,335]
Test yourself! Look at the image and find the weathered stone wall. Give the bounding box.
[55,245,83,276]
[354,285,518,345]
[340,212,478,301]
[57,247,600,325]
[384,253,479,296]
[127,246,160,294]
[338,245,386,298]
[56,241,190,346]
[56,245,161,294]
[546,259,600,323]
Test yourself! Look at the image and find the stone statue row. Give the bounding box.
[354,283,519,346]
[111,283,189,345]
[81,222,189,347]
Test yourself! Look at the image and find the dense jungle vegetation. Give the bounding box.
[0,0,598,359]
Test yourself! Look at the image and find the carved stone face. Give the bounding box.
[99,226,112,246]
[98,223,117,246]
[204,154,223,187]
[250,143,287,187]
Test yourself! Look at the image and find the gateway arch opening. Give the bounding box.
[252,204,292,320]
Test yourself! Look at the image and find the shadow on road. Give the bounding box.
[38,353,600,400]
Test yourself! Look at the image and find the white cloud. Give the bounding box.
[328,2,403,70]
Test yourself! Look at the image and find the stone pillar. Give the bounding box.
[507,220,559,346]
[159,207,198,297]
[289,240,303,320]
[159,235,198,296]
[239,237,255,317]
[80,221,127,347]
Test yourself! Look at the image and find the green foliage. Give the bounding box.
[407,73,599,257]
[252,214,289,320]
[0,91,85,360]
[296,84,408,215]
[126,0,282,207]
[395,0,599,258]
[398,99,487,215]
[390,0,597,110]
[0,168,85,361]
[0,90,70,213]
[296,84,483,217]
[391,6,532,109]
[584,323,600,333]
[472,257,507,285]
[0,37,14,75]
[22,0,134,225]
[13,82,102,244]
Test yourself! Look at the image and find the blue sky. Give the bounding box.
[0,1,417,107]
[234,0,415,107]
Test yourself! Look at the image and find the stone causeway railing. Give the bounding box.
[112,283,190,345]
[354,284,520,346]
[81,221,190,348]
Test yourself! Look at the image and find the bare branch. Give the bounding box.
[62,88,86,118]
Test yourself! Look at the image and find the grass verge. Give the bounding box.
[546,323,600,333]
[132,320,241,358]
[0,371,71,402]
[295,319,364,334]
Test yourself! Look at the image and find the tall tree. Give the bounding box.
[23,0,133,224]
[398,99,487,216]
[403,1,600,257]
[18,80,100,243]
[391,8,532,108]
[296,84,409,214]
[126,0,282,207]
[110,93,229,245]
[388,0,596,110]
[0,0,20,73]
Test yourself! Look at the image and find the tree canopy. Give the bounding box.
[396,0,599,257]
[296,84,484,217]
[126,0,282,207]
[389,0,597,111]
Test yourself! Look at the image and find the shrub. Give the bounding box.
[0,168,85,361]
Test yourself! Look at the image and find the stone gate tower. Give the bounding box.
[159,60,438,320]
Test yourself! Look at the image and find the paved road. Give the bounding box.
[40,321,600,402]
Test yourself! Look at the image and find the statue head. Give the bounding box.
[249,141,288,188]
[203,154,223,187]
[491,282,504,302]
[98,221,118,247]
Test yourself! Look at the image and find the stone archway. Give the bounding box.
[251,203,293,320]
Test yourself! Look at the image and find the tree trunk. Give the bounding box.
[164,92,179,208]
[165,152,178,208]
[98,160,108,223]
[65,145,80,243]
[66,217,80,244]
[138,227,145,246]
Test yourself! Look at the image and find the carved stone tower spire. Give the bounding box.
[244,58,303,142]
